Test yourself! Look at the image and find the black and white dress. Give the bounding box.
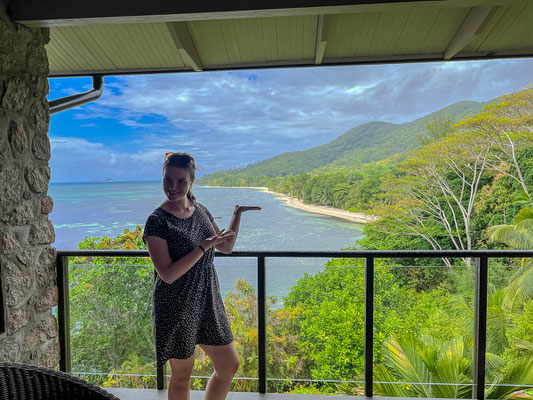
[142,203,234,366]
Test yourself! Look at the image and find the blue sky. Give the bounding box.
[48,58,533,183]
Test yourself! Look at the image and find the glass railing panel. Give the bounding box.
[179,256,259,392]
[373,259,475,398]
[266,256,364,395]
[485,257,533,399]
[68,257,156,388]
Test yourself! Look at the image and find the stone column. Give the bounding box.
[0,5,59,367]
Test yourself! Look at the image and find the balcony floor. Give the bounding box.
[103,388,375,399]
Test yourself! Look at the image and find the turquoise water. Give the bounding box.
[49,181,364,304]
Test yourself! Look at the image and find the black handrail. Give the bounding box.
[57,249,533,258]
[56,249,533,399]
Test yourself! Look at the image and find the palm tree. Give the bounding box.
[487,198,533,307]
[487,207,533,253]
[373,335,472,398]
[367,335,533,399]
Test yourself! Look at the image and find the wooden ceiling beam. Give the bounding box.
[444,6,494,60]
[166,22,203,72]
[315,15,327,65]
[8,0,519,28]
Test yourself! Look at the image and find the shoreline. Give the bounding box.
[202,185,378,224]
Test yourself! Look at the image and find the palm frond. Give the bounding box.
[431,339,472,399]
[381,336,433,398]
[488,224,533,250]
[485,353,506,374]
[511,337,533,352]
[373,365,413,397]
[486,358,533,399]
[514,208,533,224]
[505,266,533,307]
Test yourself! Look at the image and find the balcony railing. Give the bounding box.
[56,249,533,399]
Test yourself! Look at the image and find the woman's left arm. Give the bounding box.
[212,205,261,254]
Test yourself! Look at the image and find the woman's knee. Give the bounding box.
[230,357,240,374]
[169,374,190,391]
[217,356,240,377]
[168,356,195,386]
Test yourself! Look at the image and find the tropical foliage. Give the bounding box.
[66,86,533,397]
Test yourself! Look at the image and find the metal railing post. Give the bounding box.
[473,256,488,400]
[156,363,166,390]
[57,254,71,372]
[258,256,267,393]
[364,256,374,397]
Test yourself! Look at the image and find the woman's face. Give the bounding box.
[163,165,192,202]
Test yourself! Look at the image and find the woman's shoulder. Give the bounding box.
[145,207,167,223]
[196,202,211,213]
[196,203,214,222]
[143,208,168,242]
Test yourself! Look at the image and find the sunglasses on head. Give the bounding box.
[165,152,192,161]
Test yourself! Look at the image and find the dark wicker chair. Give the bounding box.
[0,363,120,400]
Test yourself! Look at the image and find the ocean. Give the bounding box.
[49,181,364,304]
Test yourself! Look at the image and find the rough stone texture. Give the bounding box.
[27,41,49,75]
[40,195,54,214]
[0,135,11,166]
[36,76,49,95]
[1,231,21,255]
[4,261,32,307]
[28,219,55,245]
[0,162,23,208]
[8,120,27,154]
[25,165,51,193]
[7,304,29,335]
[32,134,51,161]
[0,4,57,368]
[0,338,20,361]
[0,52,21,72]
[2,77,30,111]
[34,285,58,312]
[1,203,35,226]
[35,247,57,288]
[17,249,34,267]
[29,99,50,135]
[38,340,60,368]
[23,315,57,349]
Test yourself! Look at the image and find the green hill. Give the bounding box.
[325,100,486,168]
[199,100,485,182]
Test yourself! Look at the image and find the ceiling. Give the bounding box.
[8,0,533,77]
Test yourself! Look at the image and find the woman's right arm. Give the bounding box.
[145,229,236,284]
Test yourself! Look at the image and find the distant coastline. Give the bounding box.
[204,185,378,224]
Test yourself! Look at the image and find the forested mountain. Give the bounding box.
[198,100,484,182]
[70,87,533,396]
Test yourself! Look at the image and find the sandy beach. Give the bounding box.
[205,185,378,224]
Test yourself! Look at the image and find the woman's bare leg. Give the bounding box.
[200,342,240,400]
[168,355,195,400]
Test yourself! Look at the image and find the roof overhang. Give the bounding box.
[7,0,533,77]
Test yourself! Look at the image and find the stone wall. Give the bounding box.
[0,5,59,367]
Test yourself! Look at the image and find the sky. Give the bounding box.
[48,58,533,183]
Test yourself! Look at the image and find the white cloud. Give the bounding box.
[49,136,161,182]
[49,58,533,181]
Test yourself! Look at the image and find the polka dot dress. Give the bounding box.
[142,203,234,366]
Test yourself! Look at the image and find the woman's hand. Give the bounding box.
[202,229,236,250]
[234,205,262,214]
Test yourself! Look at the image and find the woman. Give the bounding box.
[143,152,261,400]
